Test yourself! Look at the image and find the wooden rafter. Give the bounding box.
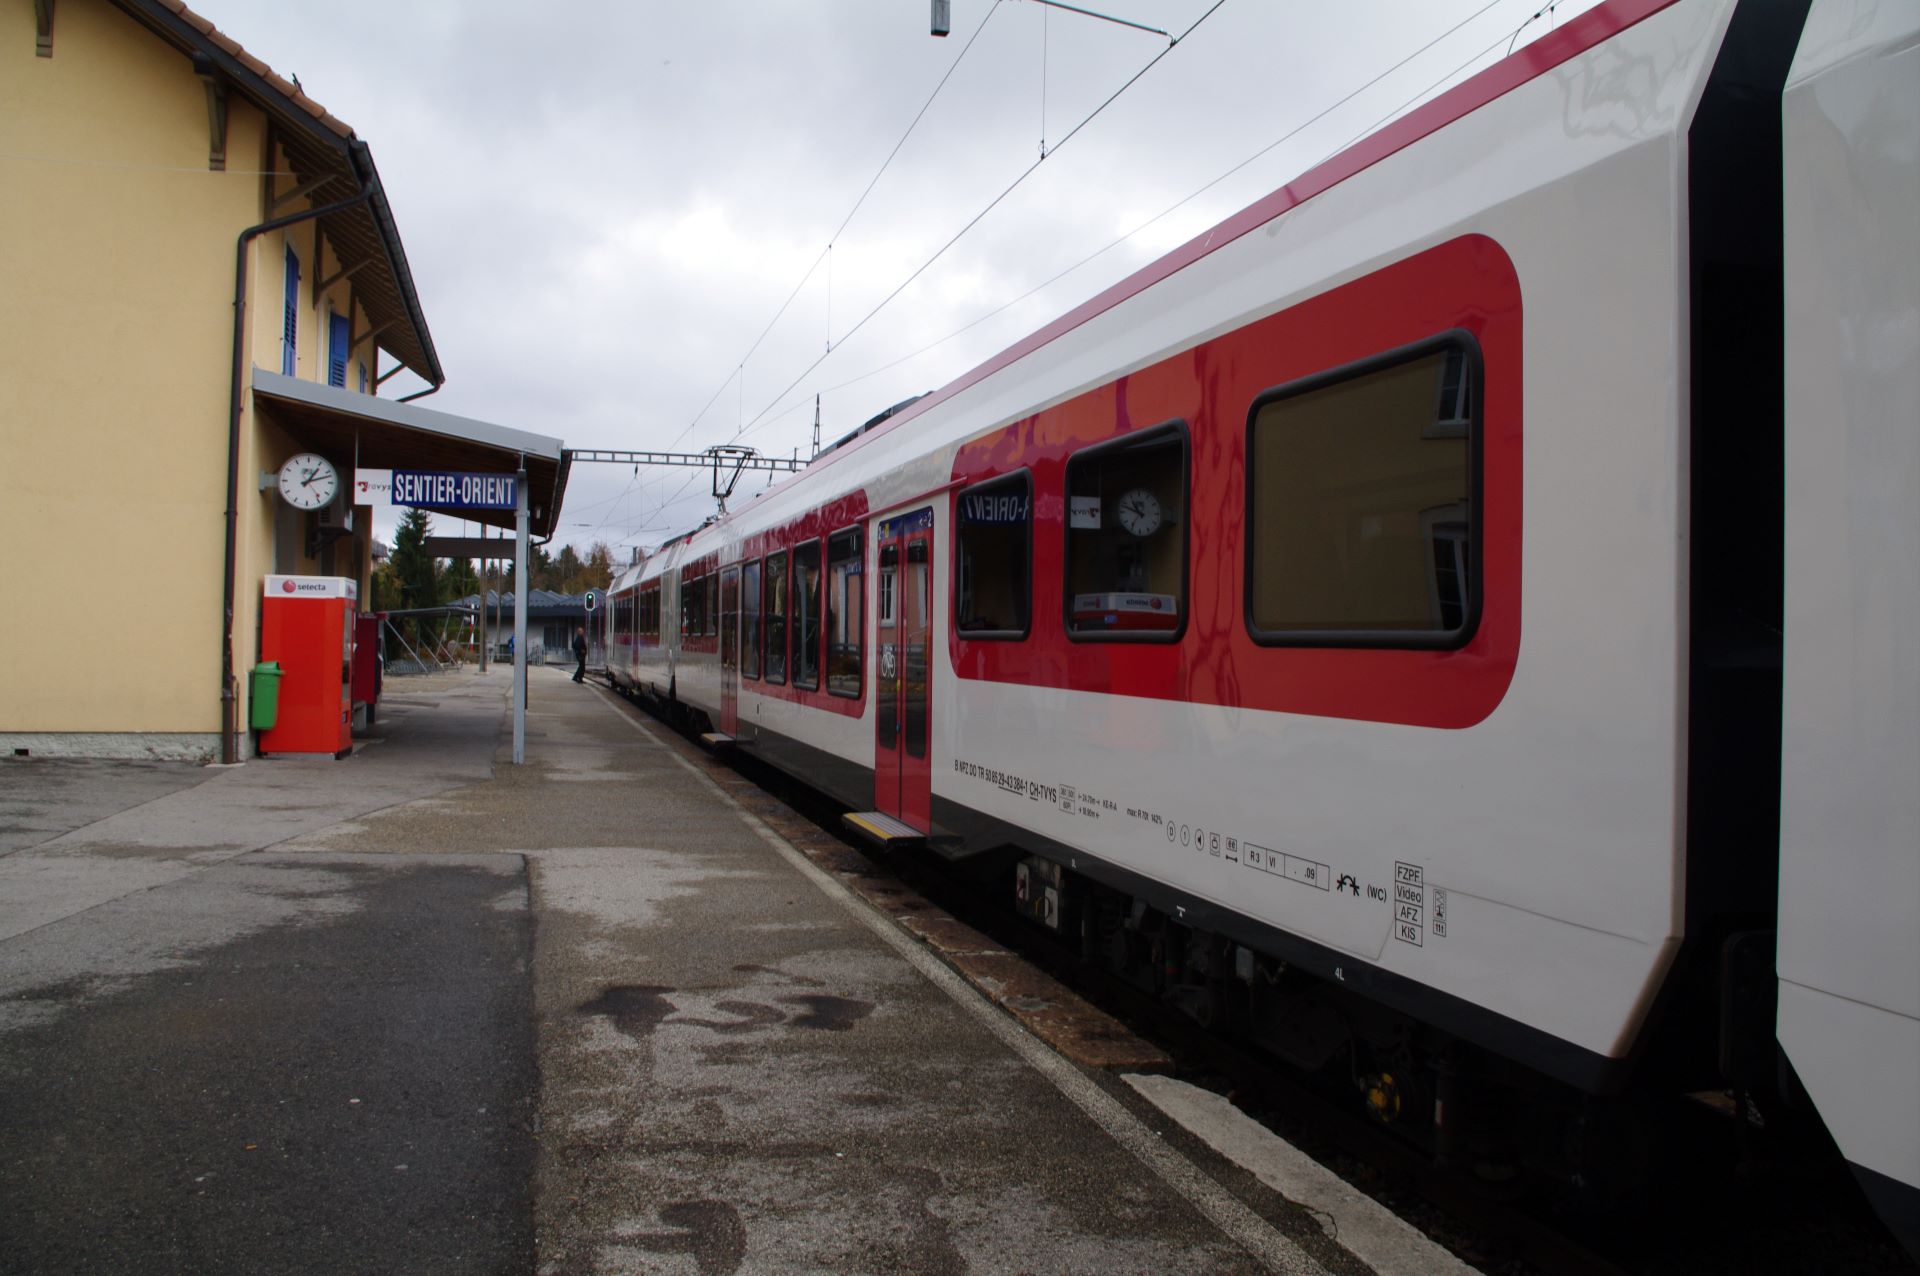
[314,255,374,297]
[270,172,340,214]
[349,318,397,355]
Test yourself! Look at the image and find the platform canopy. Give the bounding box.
[251,369,570,537]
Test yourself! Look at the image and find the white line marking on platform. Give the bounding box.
[1125,1074,1482,1276]
[590,697,1328,1275]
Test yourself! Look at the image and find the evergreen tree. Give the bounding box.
[554,544,585,593]
[504,544,553,592]
[369,561,403,613]
[441,557,479,603]
[387,506,439,648]
[584,541,615,592]
[390,508,439,610]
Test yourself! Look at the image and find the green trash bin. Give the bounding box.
[249,661,283,731]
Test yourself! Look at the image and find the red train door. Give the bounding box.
[874,507,934,832]
[719,565,740,735]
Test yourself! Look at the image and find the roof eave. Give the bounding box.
[113,0,444,387]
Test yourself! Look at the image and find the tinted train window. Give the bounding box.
[1247,335,1477,646]
[956,471,1031,639]
[827,528,862,698]
[765,551,789,684]
[706,574,718,637]
[742,559,763,678]
[1064,424,1188,640]
[793,540,821,690]
[681,574,702,639]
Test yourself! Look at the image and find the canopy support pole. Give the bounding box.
[513,460,529,764]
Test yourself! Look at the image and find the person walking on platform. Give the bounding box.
[572,627,587,683]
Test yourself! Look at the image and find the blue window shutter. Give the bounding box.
[328,312,349,387]
[282,246,299,376]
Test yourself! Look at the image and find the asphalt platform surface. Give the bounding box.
[0,666,1366,1275]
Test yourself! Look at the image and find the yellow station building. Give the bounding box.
[2,0,567,761]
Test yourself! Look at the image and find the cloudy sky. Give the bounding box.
[207,0,1596,558]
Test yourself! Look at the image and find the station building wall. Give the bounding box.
[1,0,382,758]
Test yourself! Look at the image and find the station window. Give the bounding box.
[956,471,1031,639]
[281,246,300,376]
[793,540,822,690]
[1064,424,1188,640]
[765,551,789,684]
[1245,334,1478,646]
[328,310,349,388]
[742,559,763,678]
[826,528,863,698]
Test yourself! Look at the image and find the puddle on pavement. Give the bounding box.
[776,994,873,1031]
[578,984,677,1040]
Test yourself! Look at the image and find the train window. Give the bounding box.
[1064,423,1188,640]
[956,471,1031,639]
[742,559,763,679]
[793,539,822,690]
[827,528,863,698]
[765,551,789,685]
[1246,334,1479,646]
[706,574,718,637]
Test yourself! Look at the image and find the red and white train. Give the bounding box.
[601,0,1917,1247]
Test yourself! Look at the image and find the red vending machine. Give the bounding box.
[260,575,357,758]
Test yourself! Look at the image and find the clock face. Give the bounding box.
[278,452,339,511]
[1116,487,1163,537]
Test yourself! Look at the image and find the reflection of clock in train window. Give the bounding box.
[1062,422,1188,640]
[1116,487,1162,537]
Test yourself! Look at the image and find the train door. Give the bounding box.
[874,507,934,832]
[719,565,740,736]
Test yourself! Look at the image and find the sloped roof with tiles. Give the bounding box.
[107,0,444,386]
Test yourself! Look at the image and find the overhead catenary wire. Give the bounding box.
[638,0,1553,543]
[729,0,1230,445]
[666,0,1006,456]
[732,0,1508,447]
[1332,0,1575,160]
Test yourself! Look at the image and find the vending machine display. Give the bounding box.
[260,575,357,757]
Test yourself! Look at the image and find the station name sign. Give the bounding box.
[389,471,518,510]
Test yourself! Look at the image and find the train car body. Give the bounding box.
[603,0,1916,1245]
[1778,0,1920,1249]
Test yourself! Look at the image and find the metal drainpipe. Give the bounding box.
[220,185,377,765]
